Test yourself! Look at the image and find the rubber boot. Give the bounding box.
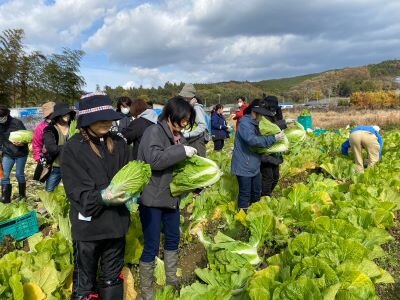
[164,250,179,288]
[18,182,26,200]
[139,261,155,300]
[99,282,123,300]
[1,184,12,203]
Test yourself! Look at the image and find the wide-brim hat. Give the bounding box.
[51,102,76,120]
[179,83,196,98]
[77,92,121,128]
[41,101,55,118]
[252,105,271,116]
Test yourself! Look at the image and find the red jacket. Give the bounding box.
[233,103,248,129]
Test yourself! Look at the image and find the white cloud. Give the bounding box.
[0,0,118,51]
[2,0,400,89]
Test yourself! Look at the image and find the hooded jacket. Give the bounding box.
[137,120,187,209]
[124,109,158,160]
[0,116,29,158]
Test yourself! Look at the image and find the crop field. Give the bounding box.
[0,126,399,299]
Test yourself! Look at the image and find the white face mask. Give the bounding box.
[238,102,243,108]
[62,115,70,122]
[121,107,130,114]
[0,116,8,124]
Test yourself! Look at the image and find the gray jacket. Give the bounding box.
[137,120,187,209]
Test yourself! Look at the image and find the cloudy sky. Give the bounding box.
[1,0,399,91]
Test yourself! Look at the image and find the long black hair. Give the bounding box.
[160,96,196,129]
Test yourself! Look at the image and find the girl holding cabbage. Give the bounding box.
[137,96,197,299]
[0,104,29,202]
[231,99,286,211]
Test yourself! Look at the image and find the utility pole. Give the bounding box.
[217,93,221,104]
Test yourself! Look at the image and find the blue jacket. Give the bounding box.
[211,112,229,139]
[231,115,276,177]
[341,125,383,158]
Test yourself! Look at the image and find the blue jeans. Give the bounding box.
[45,167,62,192]
[237,173,262,209]
[139,205,180,263]
[1,155,27,185]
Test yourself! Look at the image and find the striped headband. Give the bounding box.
[78,105,114,116]
[80,92,107,99]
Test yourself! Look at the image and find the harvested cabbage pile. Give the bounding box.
[170,155,223,197]
[8,130,33,144]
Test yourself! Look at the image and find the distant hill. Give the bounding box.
[105,60,400,105]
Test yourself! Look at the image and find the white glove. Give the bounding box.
[274,131,286,142]
[184,146,197,158]
[285,118,295,124]
[101,187,130,206]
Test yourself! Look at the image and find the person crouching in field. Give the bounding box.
[231,99,285,211]
[61,93,130,300]
[341,125,383,173]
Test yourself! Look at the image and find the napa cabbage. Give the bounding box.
[170,155,223,197]
[9,130,33,144]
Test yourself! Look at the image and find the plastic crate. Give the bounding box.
[0,211,39,242]
[297,115,313,130]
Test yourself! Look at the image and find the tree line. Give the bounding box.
[0,29,85,107]
[2,28,399,108]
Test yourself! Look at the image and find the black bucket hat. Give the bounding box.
[51,102,76,120]
[252,99,273,117]
[264,96,279,112]
[0,104,10,117]
[77,93,121,128]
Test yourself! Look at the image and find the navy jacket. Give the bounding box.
[211,112,229,139]
[231,115,276,177]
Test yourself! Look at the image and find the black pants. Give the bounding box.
[213,139,224,151]
[260,163,280,197]
[72,238,125,297]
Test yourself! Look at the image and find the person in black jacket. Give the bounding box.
[137,96,197,299]
[0,105,29,202]
[61,93,131,300]
[124,99,158,160]
[259,96,293,196]
[43,102,76,192]
[111,96,133,135]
